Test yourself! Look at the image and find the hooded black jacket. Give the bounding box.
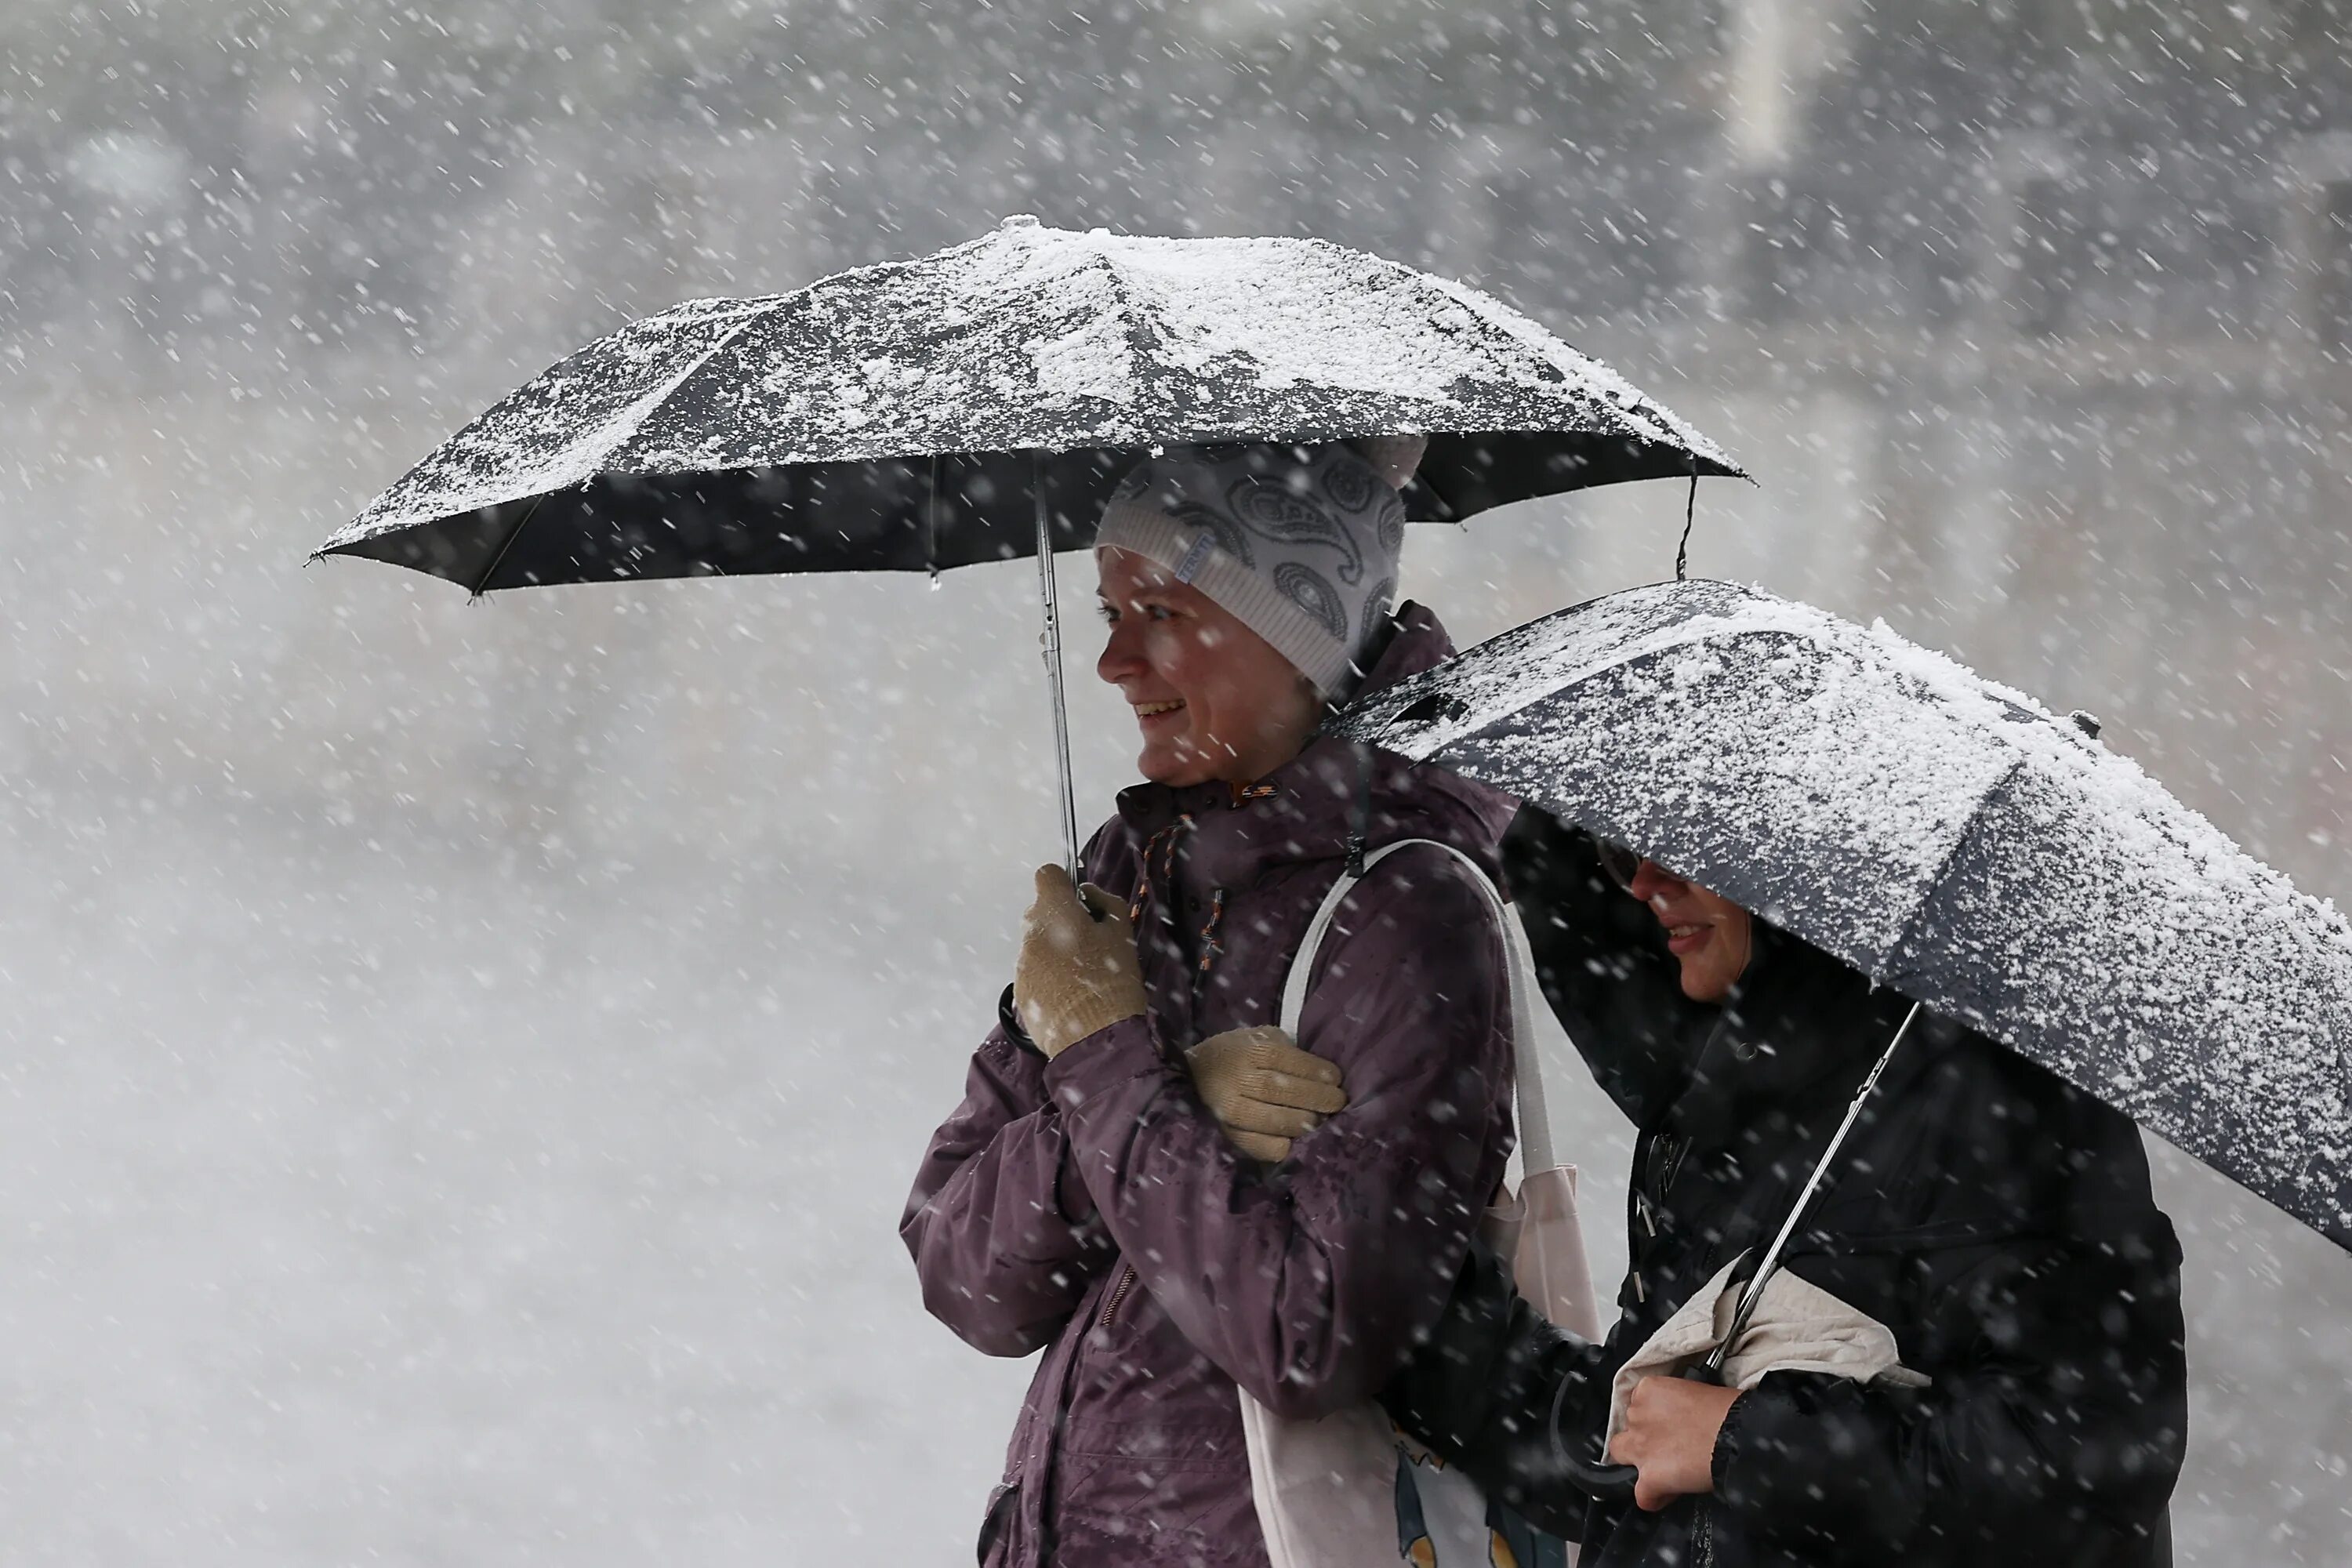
[1379,809,2187,1568]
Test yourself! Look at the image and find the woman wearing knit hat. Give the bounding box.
[902,437,1528,1568]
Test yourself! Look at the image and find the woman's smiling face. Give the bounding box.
[1094,546,1321,788]
[1623,858,1755,1003]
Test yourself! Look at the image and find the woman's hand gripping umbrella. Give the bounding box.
[1011,866,1147,1060]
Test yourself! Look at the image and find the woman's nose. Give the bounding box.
[1097,619,1143,684]
[1625,859,1679,902]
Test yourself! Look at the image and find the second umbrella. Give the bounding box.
[1334,578,2352,1254]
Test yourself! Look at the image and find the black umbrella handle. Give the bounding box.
[1555,1362,1727,1504]
[1550,1372,1640,1503]
[1559,1451,1641,1504]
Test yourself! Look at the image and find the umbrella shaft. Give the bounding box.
[1712,999,1924,1370]
[1035,456,1081,884]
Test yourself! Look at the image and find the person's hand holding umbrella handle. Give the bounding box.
[1552,1361,1729,1507]
[1607,1370,1741,1512]
[1015,865,1149,1058]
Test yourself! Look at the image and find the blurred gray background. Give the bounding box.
[5,1,2350,1562]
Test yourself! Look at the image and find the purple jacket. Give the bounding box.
[901,605,1520,1568]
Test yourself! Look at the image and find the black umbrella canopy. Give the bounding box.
[313,216,1741,592]
[1333,579,2352,1254]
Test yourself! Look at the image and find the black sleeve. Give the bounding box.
[1501,805,1714,1131]
[1378,1237,1616,1542]
[1712,1161,2183,1561]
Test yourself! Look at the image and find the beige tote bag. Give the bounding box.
[1240,840,1602,1568]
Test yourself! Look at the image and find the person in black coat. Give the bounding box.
[1379,808,2189,1568]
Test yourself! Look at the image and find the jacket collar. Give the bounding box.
[1666,926,1914,1151]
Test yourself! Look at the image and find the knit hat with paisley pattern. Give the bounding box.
[1093,437,1425,698]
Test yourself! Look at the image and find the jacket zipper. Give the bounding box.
[1098,1264,1138,1329]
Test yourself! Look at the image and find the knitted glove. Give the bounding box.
[1185,1025,1348,1162]
[1015,865,1149,1058]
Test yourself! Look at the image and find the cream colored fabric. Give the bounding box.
[1014,866,1148,1058]
[1485,1163,1594,1337]
[1605,1253,1929,1449]
[1185,1025,1348,1162]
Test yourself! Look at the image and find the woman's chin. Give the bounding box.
[1137,742,1213,788]
[1679,967,1737,1004]
[1674,951,1737,1004]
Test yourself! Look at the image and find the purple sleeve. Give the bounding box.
[1047,848,1514,1418]
[900,1023,1116,1358]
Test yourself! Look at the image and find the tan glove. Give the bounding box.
[1185,1025,1349,1163]
[1015,864,1149,1058]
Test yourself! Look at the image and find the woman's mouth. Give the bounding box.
[1134,699,1187,725]
[1664,922,1711,956]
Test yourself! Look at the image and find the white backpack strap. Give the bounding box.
[1499,905,1555,1173]
[1277,840,1555,1174]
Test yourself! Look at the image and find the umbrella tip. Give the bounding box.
[2069,710,2103,741]
[1000,213,1042,230]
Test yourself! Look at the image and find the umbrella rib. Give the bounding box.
[1675,465,1697,581]
[1410,464,1463,524]
[459,306,777,596]
[330,303,775,564]
[467,495,546,598]
[1876,753,2024,996]
[1089,253,1158,428]
[1403,613,1759,761]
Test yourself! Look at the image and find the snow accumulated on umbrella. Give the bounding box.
[315,217,1741,590]
[1338,579,2352,1251]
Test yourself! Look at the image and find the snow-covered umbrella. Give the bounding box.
[312,216,1740,872]
[1330,578,2352,1255]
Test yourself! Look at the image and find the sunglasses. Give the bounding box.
[1596,840,1646,892]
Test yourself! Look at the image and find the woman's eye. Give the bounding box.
[1096,604,1118,624]
[1146,604,1175,622]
